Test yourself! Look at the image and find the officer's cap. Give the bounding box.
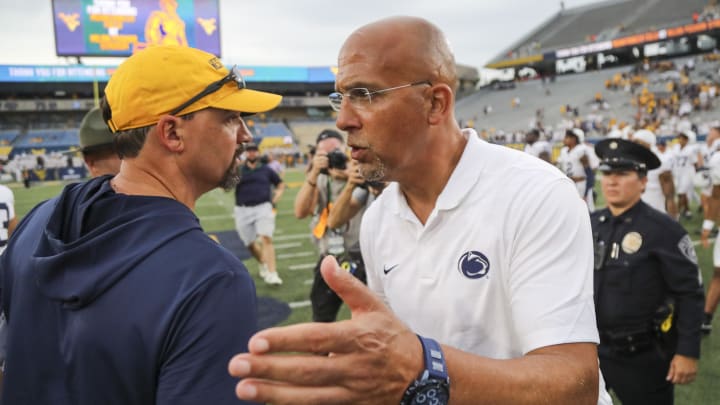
[595,138,661,174]
[79,107,115,153]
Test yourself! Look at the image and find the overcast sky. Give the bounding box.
[0,0,604,69]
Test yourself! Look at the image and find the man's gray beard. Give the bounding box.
[219,150,242,191]
[361,156,386,182]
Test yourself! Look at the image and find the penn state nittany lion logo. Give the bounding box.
[458,251,490,279]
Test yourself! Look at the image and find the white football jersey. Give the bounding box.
[523,140,551,160]
[642,147,673,213]
[558,144,589,178]
[0,184,15,254]
[673,143,698,170]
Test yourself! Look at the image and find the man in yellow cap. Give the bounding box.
[0,45,280,405]
[77,106,121,177]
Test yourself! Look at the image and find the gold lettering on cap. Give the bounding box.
[208,57,223,70]
[610,141,618,149]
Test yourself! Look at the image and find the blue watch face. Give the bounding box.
[408,380,449,405]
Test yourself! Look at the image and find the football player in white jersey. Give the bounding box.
[632,129,678,218]
[0,184,16,255]
[698,129,720,221]
[523,129,551,163]
[700,126,720,335]
[558,128,593,209]
[0,182,16,373]
[673,130,700,218]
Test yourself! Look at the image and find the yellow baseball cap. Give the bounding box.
[104,45,282,132]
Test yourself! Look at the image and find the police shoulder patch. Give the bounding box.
[677,234,698,265]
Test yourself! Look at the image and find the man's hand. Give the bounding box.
[666,354,698,384]
[310,151,329,178]
[228,256,423,405]
[345,160,365,186]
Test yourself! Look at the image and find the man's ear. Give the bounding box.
[428,84,454,125]
[155,115,185,153]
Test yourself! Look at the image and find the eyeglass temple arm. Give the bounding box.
[169,77,231,115]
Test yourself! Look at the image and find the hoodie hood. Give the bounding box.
[32,176,201,309]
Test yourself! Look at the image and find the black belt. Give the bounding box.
[236,201,268,207]
[599,326,655,355]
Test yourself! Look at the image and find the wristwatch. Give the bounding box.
[400,335,450,405]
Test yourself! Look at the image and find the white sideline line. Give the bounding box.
[198,210,294,221]
[288,263,316,271]
[289,300,311,308]
[274,242,302,250]
[274,233,311,241]
[278,251,316,259]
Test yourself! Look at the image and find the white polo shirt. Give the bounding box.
[361,130,599,358]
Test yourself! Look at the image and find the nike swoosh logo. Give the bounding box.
[383,264,399,274]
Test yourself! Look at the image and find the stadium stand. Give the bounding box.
[457,65,632,136]
[459,53,719,147]
[248,122,294,139]
[287,119,341,149]
[632,0,709,30]
[540,1,640,50]
[0,130,19,146]
[12,129,79,149]
[491,0,709,64]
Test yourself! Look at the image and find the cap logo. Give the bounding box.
[208,57,223,70]
[610,141,618,150]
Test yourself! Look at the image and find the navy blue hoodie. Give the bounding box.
[0,176,259,405]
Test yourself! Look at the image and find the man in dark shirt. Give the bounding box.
[0,45,281,405]
[234,142,285,285]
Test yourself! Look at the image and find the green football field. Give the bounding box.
[6,168,719,404]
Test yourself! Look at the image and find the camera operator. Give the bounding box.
[294,129,368,322]
[327,159,386,230]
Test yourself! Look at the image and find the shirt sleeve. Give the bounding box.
[351,186,369,205]
[656,232,705,358]
[507,179,599,354]
[269,168,283,186]
[156,270,261,405]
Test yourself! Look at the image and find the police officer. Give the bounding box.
[592,138,705,405]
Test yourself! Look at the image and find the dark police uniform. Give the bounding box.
[592,139,705,405]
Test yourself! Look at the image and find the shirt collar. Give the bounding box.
[386,128,486,217]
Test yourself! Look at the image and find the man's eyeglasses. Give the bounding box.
[169,65,246,116]
[328,80,432,112]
